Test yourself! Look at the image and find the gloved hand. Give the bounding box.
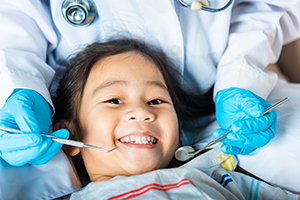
[213,87,277,155]
[0,89,69,166]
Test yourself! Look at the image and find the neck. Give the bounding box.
[91,175,115,182]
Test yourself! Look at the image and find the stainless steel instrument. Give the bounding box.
[175,97,289,161]
[0,126,118,153]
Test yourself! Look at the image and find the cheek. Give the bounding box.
[160,111,180,153]
[169,124,180,153]
[81,148,112,176]
[82,111,120,145]
[159,120,180,168]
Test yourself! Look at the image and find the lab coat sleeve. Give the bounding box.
[0,1,57,109]
[213,0,300,99]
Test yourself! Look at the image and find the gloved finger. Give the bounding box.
[221,128,275,149]
[237,94,264,118]
[0,131,43,151]
[7,98,40,133]
[0,112,20,132]
[51,129,70,139]
[29,142,63,165]
[213,128,230,140]
[29,129,69,165]
[216,88,264,117]
[220,144,257,155]
[231,110,277,134]
[213,127,272,149]
[0,137,52,166]
[19,89,53,134]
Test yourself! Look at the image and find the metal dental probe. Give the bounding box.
[0,126,118,153]
[175,97,289,161]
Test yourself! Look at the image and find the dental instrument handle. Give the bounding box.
[40,134,84,148]
[39,134,118,152]
[189,97,289,156]
[0,126,118,153]
[263,97,289,114]
[40,135,110,152]
[188,130,232,156]
[0,127,84,147]
[0,127,23,134]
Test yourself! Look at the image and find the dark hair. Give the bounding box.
[53,38,214,128]
[52,38,215,184]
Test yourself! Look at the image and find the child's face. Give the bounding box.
[73,51,180,181]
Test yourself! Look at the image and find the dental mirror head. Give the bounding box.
[175,146,195,161]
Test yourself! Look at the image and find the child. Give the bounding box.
[53,38,298,199]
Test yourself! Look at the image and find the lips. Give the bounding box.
[119,135,158,145]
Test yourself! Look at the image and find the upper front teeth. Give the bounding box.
[120,135,157,144]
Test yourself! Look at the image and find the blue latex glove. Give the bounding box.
[213,87,277,155]
[0,89,69,166]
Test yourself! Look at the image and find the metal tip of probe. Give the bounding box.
[107,146,119,152]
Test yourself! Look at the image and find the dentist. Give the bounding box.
[0,0,300,166]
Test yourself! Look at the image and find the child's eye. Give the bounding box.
[148,99,165,105]
[105,98,124,104]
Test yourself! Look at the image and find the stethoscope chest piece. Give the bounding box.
[62,0,97,27]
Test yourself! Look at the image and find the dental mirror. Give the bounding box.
[175,146,195,161]
[175,97,289,162]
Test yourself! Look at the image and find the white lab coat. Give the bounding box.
[0,0,300,110]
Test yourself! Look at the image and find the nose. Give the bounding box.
[123,106,155,122]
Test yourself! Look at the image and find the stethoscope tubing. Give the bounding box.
[177,0,234,12]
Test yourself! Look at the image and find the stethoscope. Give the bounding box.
[61,0,234,27]
[61,0,96,27]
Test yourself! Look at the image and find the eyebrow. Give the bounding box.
[92,80,127,96]
[145,81,169,93]
[92,80,169,97]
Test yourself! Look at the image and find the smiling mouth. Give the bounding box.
[119,135,158,145]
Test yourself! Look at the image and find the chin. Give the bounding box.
[128,166,158,175]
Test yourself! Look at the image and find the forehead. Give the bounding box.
[96,51,154,69]
[88,51,164,82]
[80,51,169,102]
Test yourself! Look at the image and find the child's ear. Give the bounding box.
[53,120,81,157]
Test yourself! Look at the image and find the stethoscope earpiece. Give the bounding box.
[62,0,97,27]
[191,1,203,11]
